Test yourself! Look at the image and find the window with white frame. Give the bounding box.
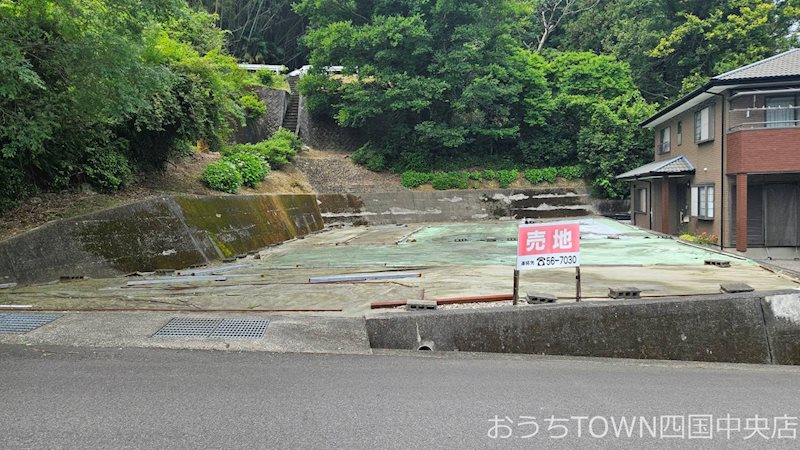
[659,127,671,153]
[634,187,647,213]
[691,185,714,220]
[694,105,714,143]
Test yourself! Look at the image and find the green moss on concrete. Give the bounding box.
[78,199,207,272]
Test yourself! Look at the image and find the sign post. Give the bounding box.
[516,222,582,302]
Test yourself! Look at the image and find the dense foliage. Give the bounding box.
[222,129,300,169]
[0,0,262,210]
[190,0,307,67]
[400,165,583,190]
[296,0,656,197]
[555,0,800,101]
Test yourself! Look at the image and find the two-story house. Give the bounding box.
[617,48,800,256]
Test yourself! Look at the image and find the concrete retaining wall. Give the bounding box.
[318,188,595,225]
[232,88,288,144]
[297,96,365,152]
[0,194,323,285]
[366,291,800,365]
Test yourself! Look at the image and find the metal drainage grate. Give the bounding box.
[0,313,63,334]
[210,319,269,338]
[153,318,269,339]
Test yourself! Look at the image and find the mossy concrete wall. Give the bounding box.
[366,291,800,365]
[0,194,323,285]
[232,88,287,144]
[318,188,595,225]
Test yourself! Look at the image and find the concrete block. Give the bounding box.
[406,300,437,311]
[721,283,754,293]
[705,259,731,268]
[762,293,800,365]
[59,276,87,282]
[526,292,557,304]
[367,292,775,364]
[608,287,641,299]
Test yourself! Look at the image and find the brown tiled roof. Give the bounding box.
[714,48,800,80]
[616,156,695,180]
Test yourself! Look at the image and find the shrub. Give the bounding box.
[431,171,469,190]
[82,147,133,192]
[496,169,519,188]
[525,167,558,184]
[0,163,33,211]
[467,171,483,181]
[401,171,433,188]
[351,144,386,171]
[258,70,279,87]
[202,160,242,193]
[239,93,266,119]
[224,153,269,187]
[271,128,301,152]
[556,165,584,179]
[481,169,497,181]
[223,130,299,169]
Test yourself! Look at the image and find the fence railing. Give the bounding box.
[728,105,800,131]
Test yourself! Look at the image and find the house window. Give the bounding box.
[694,105,714,143]
[676,121,682,145]
[634,187,647,213]
[659,127,671,153]
[691,185,714,220]
[765,96,796,128]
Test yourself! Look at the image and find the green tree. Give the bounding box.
[0,0,257,208]
[189,0,308,67]
[296,0,548,170]
[650,0,800,95]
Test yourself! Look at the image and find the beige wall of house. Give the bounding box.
[649,96,732,245]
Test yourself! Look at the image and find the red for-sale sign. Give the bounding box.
[517,222,580,270]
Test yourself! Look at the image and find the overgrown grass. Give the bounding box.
[401,165,583,190]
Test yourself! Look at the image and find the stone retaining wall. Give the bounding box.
[0,194,323,285]
[317,188,595,225]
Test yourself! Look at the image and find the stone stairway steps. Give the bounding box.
[282,76,300,133]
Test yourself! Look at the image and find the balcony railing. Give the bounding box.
[728,105,800,132]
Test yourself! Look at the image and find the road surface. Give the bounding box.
[1,345,799,449]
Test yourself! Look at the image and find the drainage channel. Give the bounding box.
[153,318,269,339]
[0,313,63,334]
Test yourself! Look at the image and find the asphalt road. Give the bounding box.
[2,345,799,449]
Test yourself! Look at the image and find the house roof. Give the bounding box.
[714,48,800,80]
[641,48,800,128]
[616,156,695,180]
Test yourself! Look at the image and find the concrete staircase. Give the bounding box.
[281,76,300,133]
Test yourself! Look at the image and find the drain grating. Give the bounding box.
[0,313,63,333]
[210,319,269,338]
[153,318,224,337]
[153,318,269,339]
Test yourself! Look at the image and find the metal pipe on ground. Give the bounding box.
[309,273,421,284]
[176,264,251,276]
[125,276,227,286]
[371,294,513,309]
